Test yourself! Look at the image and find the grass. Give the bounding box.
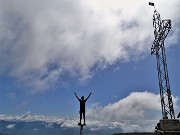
[112,132,154,135]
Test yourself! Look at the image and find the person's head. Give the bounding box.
[81,96,84,100]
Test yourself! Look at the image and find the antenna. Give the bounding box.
[149,2,175,119]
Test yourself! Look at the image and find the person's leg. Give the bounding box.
[79,112,82,125]
[83,112,85,125]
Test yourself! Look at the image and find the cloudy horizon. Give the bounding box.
[0,90,179,133]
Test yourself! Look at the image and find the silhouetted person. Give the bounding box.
[75,92,92,125]
[155,122,162,135]
[155,122,161,130]
[177,112,180,118]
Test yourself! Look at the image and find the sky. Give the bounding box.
[0,0,180,124]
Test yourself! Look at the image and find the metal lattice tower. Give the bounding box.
[149,2,175,119]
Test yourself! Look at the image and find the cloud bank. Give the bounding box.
[0,112,160,133]
[0,0,180,91]
[87,91,179,121]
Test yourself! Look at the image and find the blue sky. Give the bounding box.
[1,46,179,118]
[0,0,180,122]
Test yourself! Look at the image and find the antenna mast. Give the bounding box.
[149,2,175,119]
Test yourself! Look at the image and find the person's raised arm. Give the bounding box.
[75,93,80,100]
[85,92,92,101]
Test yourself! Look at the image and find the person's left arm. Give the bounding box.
[85,92,92,101]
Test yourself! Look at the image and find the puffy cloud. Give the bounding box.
[86,91,179,121]
[0,0,180,91]
[6,124,15,129]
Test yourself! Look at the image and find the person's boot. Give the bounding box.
[83,119,86,126]
[78,121,81,125]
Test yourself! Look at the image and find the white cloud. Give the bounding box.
[0,0,180,91]
[86,91,179,121]
[6,124,15,129]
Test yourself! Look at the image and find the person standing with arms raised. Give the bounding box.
[75,92,92,126]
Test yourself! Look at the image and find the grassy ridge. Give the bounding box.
[112,133,154,135]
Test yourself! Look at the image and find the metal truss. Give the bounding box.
[151,8,175,119]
